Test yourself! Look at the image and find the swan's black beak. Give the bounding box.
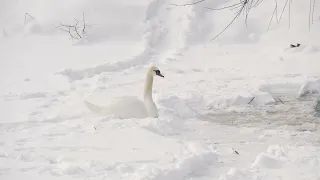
[155,70,164,78]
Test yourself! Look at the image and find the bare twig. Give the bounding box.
[169,0,207,6]
[170,0,318,41]
[24,13,35,25]
[267,3,277,31]
[279,0,290,24]
[309,0,312,31]
[289,0,292,29]
[277,97,284,104]
[248,97,255,104]
[56,12,92,40]
[312,0,316,24]
[205,2,243,11]
[56,23,76,39]
[82,12,86,33]
[253,0,265,8]
[230,3,244,10]
[211,0,248,41]
[275,0,279,23]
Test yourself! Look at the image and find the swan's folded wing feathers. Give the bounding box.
[84,96,148,119]
[84,100,108,114]
[107,96,148,119]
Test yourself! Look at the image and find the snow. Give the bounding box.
[1,0,320,180]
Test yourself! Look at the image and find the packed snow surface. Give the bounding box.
[1,0,320,180]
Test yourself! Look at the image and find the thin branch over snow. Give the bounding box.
[210,1,248,41]
[169,0,207,6]
[204,0,250,41]
[24,13,35,25]
[169,0,254,41]
[170,0,319,41]
[267,2,277,31]
[56,12,92,40]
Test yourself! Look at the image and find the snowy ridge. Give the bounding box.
[133,144,220,180]
[219,145,320,180]
[58,0,194,81]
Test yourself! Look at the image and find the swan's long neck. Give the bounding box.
[144,74,154,100]
[143,73,158,118]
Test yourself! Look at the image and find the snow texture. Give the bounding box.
[1,0,320,180]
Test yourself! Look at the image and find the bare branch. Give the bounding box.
[56,12,92,40]
[211,1,247,41]
[267,3,277,31]
[169,0,207,6]
[24,13,35,25]
[205,2,244,11]
[82,12,86,33]
[312,0,316,24]
[253,0,265,8]
[309,0,312,31]
[289,0,292,29]
[275,0,279,23]
[56,25,76,39]
[230,3,244,10]
[170,0,318,41]
[279,0,290,24]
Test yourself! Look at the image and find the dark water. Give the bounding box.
[200,94,320,131]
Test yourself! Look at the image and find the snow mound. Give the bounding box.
[302,45,320,53]
[58,56,146,81]
[250,145,320,179]
[157,95,196,119]
[259,83,302,97]
[144,117,186,136]
[219,145,320,180]
[298,79,320,97]
[218,168,260,180]
[231,92,275,106]
[251,152,286,169]
[143,95,204,136]
[251,145,288,169]
[133,143,220,180]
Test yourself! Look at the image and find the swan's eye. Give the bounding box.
[154,70,164,78]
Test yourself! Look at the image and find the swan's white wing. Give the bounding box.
[84,100,111,115]
[84,96,148,119]
[108,96,148,119]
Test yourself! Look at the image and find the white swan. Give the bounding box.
[84,66,164,119]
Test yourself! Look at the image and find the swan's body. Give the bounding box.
[84,66,164,119]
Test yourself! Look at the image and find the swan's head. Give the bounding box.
[149,66,164,78]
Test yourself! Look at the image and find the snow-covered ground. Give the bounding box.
[1,0,320,179]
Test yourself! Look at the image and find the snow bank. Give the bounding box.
[218,168,259,180]
[157,95,197,119]
[206,91,276,110]
[251,147,287,169]
[219,145,320,180]
[231,92,275,106]
[298,79,320,97]
[144,117,186,136]
[132,142,220,180]
[143,95,198,136]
